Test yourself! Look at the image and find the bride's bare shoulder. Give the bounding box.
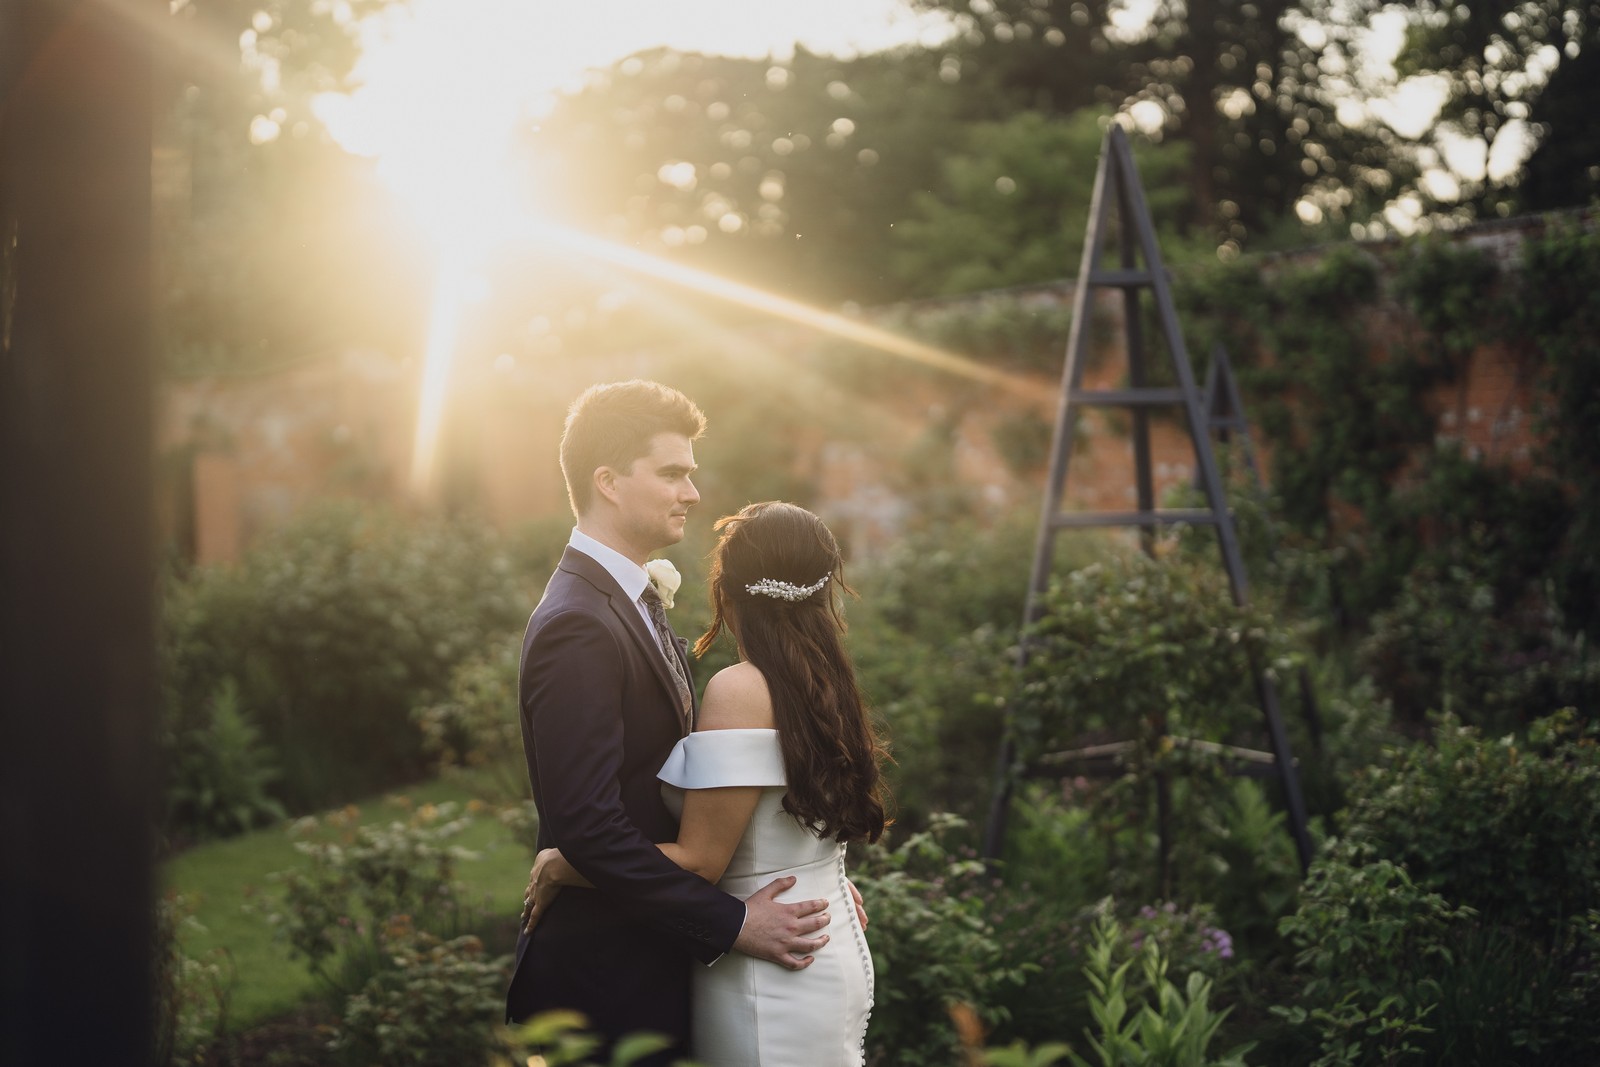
[698,662,775,731]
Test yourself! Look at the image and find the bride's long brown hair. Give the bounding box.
[694,502,890,844]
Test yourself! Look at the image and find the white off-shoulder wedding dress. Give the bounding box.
[658,728,874,1067]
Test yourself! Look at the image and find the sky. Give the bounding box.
[295,0,1506,241]
[308,0,953,193]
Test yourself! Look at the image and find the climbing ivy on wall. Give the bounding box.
[1176,221,1600,650]
[1513,224,1600,636]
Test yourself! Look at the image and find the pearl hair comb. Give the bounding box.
[745,575,830,601]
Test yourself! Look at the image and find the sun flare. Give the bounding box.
[311,0,967,495]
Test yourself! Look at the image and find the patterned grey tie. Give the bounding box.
[640,585,693,731]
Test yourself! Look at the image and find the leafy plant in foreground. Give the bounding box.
[852,814,1032,1065]
[1069,911,1255,1067]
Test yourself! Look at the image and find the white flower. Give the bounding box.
[644,558,682,609]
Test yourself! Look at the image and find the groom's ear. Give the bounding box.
[592,465,619,506]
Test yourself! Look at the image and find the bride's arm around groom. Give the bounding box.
[504,381,830,1064]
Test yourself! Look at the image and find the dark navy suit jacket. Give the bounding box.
[505,546,745,1058]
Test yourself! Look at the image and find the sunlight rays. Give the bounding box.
[154,0,1033,495]
[406,215,1045,494]
[515,219,1042,398]
[409,252,474,495]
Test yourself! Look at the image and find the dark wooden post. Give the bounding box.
[0,3,157,1063]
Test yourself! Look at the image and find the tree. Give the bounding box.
[1315,0,1600,220]
[157,0,427,376]
[911,0,1416,247]
[531,44,990,306]
[889,109,1193,295]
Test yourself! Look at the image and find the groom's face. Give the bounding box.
[607,432,700,554]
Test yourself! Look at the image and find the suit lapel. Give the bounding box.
[558,546,690,731]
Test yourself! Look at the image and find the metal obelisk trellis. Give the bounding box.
[980,124,1315,875]
[1199,343,1267,488]
[1198,342,1327,752]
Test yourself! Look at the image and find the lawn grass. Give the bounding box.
[163,773,533,1030]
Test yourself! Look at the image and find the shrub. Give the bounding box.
[164,502,545,814]
[161,675,287,843]
[1341,709,1600,934]
[261,801,489,996]
[982,789,1248,1049]
[1277,711,1600,1063]
[412,638,528,800]
[1016,552,1299,764]
[411,638,542,856]
[1359,560,1599,734]
[848,514,1042,828]
[1007,552,1307,900]
[152,892,233,1067]
[853,815,1032,1065]
[1174,778,1303,954]
[329,920,511,1067]
[1275,854,1473,1066]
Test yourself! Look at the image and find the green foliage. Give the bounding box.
[1003,551,1314,905]
[852,815,1032,1065]
[412,638,526,796]
[1390,239,1503,373]
[1069,912,1255,1067]
[411,638,543,856]
[536,45,976,308]
[261,801,491,995]
[329,921,511,1067]
[503,1011,675,1067]
[1015,552,1298,764]
[152,892,233,1067]
[1277,711,1600,1063]
[1515,223,1600,636]
[1339,710,1600,934]
[164,502,541,814]
[1190,248,1407,562]
[164,776,532,1031]
[1178,225,1600,744]
[1178,244,1431,620]
[914,0,1400,248]
[849,514,1042,827]
[993,409,1056,477]
[161,676,288,842]
[985,1040,1076,1067]
[1358,559,1599,732]
[866,291,1084,377]
[1374,0,1600,217]
[156,0,422,378]
[891,111,1193,295]
[1275,855,1473,1065]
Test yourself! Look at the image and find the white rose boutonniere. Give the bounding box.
[644,558,682,609]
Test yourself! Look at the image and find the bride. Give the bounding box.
[523,500,890,1066]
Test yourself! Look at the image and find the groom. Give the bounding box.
[505,380,832,1062]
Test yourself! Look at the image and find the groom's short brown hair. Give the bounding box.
[560,380,707,517]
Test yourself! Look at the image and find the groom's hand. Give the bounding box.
[733,875,830,971]
[848,878,868,929]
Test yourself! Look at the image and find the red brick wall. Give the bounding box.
[157,212,1582,564]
